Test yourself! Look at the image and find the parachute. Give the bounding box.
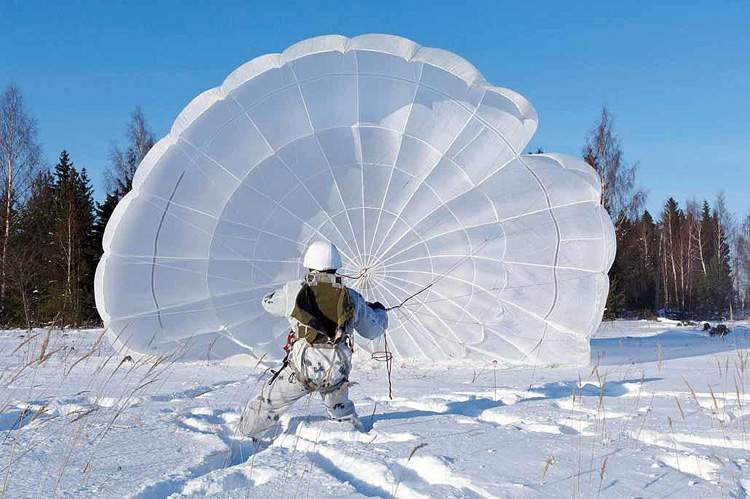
[94,34,616,366]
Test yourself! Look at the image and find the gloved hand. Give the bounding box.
[367,301,386,310]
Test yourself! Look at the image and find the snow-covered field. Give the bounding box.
[2,320,750,498]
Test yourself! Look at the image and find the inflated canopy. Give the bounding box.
[95,34,615,366]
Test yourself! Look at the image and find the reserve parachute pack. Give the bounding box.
[291,272,355,344]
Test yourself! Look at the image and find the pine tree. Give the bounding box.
[55,149,72,181]
[47,150,97,326]
[92,189,118,265]
[77,167,98,322]
[699,200,715,275]
[604,210,660,318]
[7,170,56,326]
[604,217,631,318]
[693,201,733,318]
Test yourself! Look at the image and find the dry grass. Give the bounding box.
[0,323,197,497]
[540,455,556,483]
[674,396,685,420]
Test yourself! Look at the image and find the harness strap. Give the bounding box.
[269,331,295,386]
[269,327,351,387]
[267,351,289,386]
[295,324,350,346]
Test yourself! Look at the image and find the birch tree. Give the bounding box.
[736,214,750,310]
[583,106,645,225]
[106,107,155,196]
[0,85,40,320]
[95,108,155,264]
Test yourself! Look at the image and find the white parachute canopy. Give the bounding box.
[95,34,616,366]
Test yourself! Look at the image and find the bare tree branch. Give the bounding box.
[0,85,41,320]
[105,107,154,196]
[583,106,645,225]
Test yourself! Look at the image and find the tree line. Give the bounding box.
[0,85,153,327]
[583,108,748,320]
[0,84,748,327]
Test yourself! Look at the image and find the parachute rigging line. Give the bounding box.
[381,228,504,313]
[370,330,394,400]
[361,231,502,400]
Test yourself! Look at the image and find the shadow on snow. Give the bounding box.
[591,326,750,365]
[364,377,662,431]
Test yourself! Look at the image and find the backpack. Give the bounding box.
[291,272,355,344]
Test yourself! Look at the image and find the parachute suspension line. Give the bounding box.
[338,226,503,315]
[335,265,395,397]
[383,228,505,313]
[336,269,367,280]
[337,223,563,375]
[414,273,592,306]
[341,230,510,389]
[371,330,394,400]
[384,280,436,312]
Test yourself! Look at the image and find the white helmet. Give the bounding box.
[303,241,342,271]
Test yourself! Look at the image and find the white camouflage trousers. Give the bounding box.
[237,369,356,438]
[237,342,356,439]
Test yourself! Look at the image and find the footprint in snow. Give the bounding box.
[175,406,259,468]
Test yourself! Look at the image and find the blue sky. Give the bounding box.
[2,0,749,216]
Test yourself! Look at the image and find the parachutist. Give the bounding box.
[238,241,388,439]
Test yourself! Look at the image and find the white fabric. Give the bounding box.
[261,279,387,341]
[95,34,615,366]
[303,241,342,270]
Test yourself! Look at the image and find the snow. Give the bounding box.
[656,454,721,481]
[3,321,750,497]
